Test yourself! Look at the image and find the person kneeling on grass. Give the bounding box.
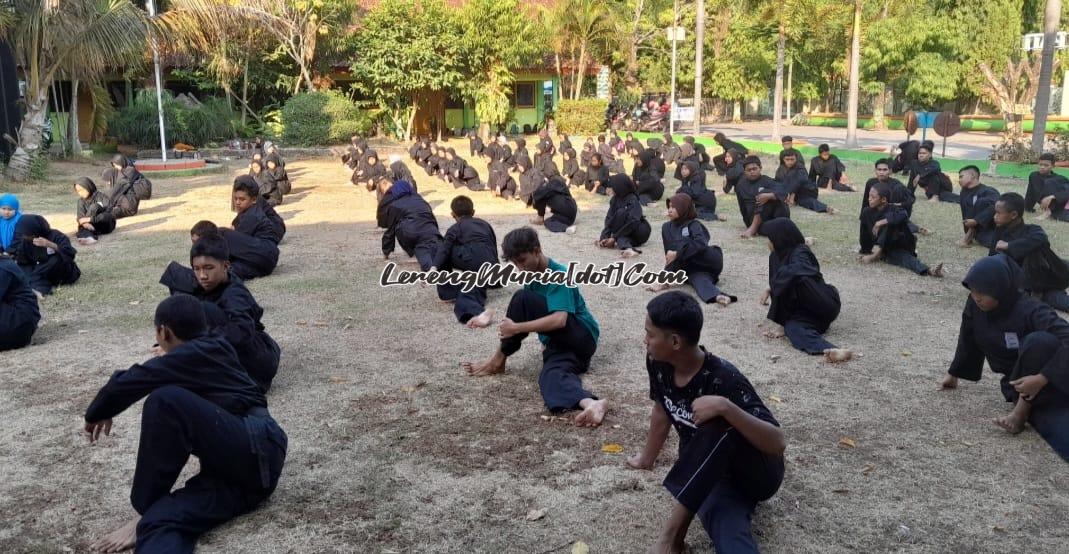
[858,185,945,278]
[429,195,500,328]
[85,294,286,553]
[629,291,785,553]
[939,255,1069,462]
[461,227,608,428]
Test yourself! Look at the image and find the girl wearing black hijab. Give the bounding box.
[673,141,699,181]
[659,133,681,166]
[103,154,151,200]
[648,194,736,306]
[535,141,560,179]
[940,255,1069,461]
[580,139,595,169]
[586,154,610,195]
[73,177,117,244]
[721,149,744,194]
[632,148,665,205]
[447,149,485,191]
[251,159,282,206]
[265,154,290,196]
[562,148,587,190]
[597,175,650,257]
[13,214,81,296]
[759,219,851,362]
[531,177,578,234]
[103,156,140,219]
[675,160,724,222]
[516,155,547,205]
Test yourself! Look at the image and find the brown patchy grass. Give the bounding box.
[0,143,1066,553]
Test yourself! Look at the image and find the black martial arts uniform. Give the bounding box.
[808,154,852,192]
[674,143,699,181]
[562,149,587,190]
[859,178,915,254]
[661,217,736,303]
[84,334,287,552]
[352,151,387,191]
[959,183,1000,248]
[254,168,283,207]
[990,222,1069,312]
[586,161,610,195]
[499,258,601,411]
[600,175,651,250]
[713,137,747,174]
[0,256,39,351]
[597,142,624,174]
[763,219,841,354]
[377,186,443,271]
[535,142,560,179]
[778,148,806,171]
[433,216,499,324]
[76,180,117,240]
[469,133,485,158]
[532,178,578,233]
[648,349,784,551]
[580,143,595,169]
[159,267,282,392]
[1041,175,1069,221]
[518,162,547,206]
[735,175,789,230]
[123,165,153,201]
[106,170,140,219]
[908,158,958,202]
[860,202,931,274]
[489,142,513,191]
[676,161,719,221]
[449,155,485,191]
[512,139,531,173]
[13,215,80,295]
[693,143,713,172]
[660,135,681,166]
[633,149,666,205]
[892,140,919,174]
[723,158,743,195]
[1025,169,1055,212]
[776,164,827,213]
[949,255,1069,461]
[227,202,281,280]
[266,155,291,196]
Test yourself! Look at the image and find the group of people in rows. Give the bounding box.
[350,128,1069,553]
[1,142,294,553]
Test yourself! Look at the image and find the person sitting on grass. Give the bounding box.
[11,213,81,297]
[737,156,790,239]
[530,177,578,234]
[597,174,651,259]
[776,151,837,214]
[429,195,499,328]
[647,194,737,307]
[1035,172,1069,222]
[778,135,806,171]
[676,160,726,222]
[908,140,958,203]
[859,159,924,256]
[85,294,287,553]
[759,219,852,363]
[159,234,282,393]
[956,165,999,249]
[859,185,945,278]
[939,255,1069,462]
[73,177,117,245]
[990,192,1069,313]
[1025,153,1056,213]
[808,144,855,192]
[628,291,785,553]
[461,227,609,428]
[0,253,40,351]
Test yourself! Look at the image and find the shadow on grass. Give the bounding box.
[118,216,173,233]
[136,201,183,215]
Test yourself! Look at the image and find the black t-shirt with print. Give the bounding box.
[647,348,779,448]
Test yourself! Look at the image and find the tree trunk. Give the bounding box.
[625,0,644,87]
[7,93,49,181]
[554,53,564,101]
[733,100,742,123]
[872,83,888,131]
[845,0,862,148]
[574,42,588,100]
[1032,0,1062,153]
[70,79,82,155]
[772,20,785,141]
[242,59,250,127]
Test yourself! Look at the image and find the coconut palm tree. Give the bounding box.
[2,0,150,180]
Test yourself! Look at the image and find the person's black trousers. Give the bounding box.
[1008,332,1069,461]
[133,386,287,553]
[499,290,597,411]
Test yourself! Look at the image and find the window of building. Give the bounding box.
[514,82,535,108]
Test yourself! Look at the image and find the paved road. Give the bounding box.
[679,120,1003,160]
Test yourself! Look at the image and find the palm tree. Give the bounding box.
[2,0,150,180]
[845,0,862,148]
[1031,0,1062,153]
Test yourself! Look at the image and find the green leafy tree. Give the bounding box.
[346,0,463,140]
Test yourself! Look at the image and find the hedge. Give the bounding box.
[279,91,375,146]
[556,99,608,136]
[109,91,237,147]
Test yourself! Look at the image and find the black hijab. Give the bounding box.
[760,218,805,261]
[962,254,1024,313]
[75,177,99,196]
[608,174,636,198]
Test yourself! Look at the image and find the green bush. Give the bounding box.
[556,99,608,136]
[108,90,237,147]
[279,91,374,146]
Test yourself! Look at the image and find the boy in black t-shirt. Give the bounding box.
[629,291,785,553]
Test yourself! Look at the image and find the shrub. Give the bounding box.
[556,99,608,136]
[108,90,237,147]
[279,91,374,146]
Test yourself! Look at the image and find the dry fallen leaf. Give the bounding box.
[601,443,624,454]
[296,320,308,325]
[571,541,589,554]
[861,463,876,475]
[328,375,347,384]
[611,424,621,429]
[313,320,327,327]
[993,525,1005,533]
[128,300,141,306]
[832,488,850,494]
[540,415,551,421]
[901,350,912,357]
[525,508,546,522]
[838,437,857,449]
[962,440,976,447]
[342,323,352,331]
[769,395,783,404]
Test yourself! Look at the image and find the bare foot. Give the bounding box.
[462,352,506,377]
[826,206,838,215]
[929,263,945,278]
[957,238,972,248]
[1036,211,1051,220]
[648,535,685,554]
[994,412,1026,434]
[91,516,139,553]
[620,248,640,259]
[565,225,577,235]
[804,237,815,246]
[574,398,608,427]
[466,309,494,329]
[530,216,545,225]
[715,294,732,307]
[740,230,755,239]
[627,453,654,470]
[918,227,932,236]
[858,253,880,264]
[717,214,728,222]
[938,374,958,390]
[763,329,785,339]
[77,236,98,245]
[929,196,940,203]
[646,283,670,293]
[33,290,44,301]
[823,348,853,363]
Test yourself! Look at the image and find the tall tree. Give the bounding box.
[845,0,861,147]
[1032,0,1062,152]
[2,0,150,181]
[543,0,617,100]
